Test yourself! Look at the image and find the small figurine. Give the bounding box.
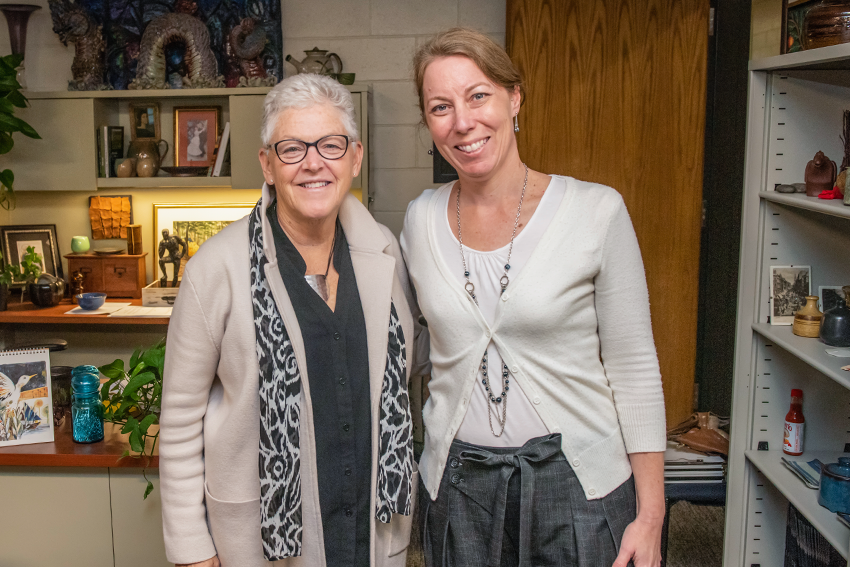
[805,151,837,197]
[70,270,84,303]
[158,229,188,288]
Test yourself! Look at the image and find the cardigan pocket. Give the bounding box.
[387,464,419,558]
[204,482,270,566]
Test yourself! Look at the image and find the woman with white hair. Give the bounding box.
[159,73,421,567]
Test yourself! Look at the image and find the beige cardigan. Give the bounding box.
[160,186,418,567]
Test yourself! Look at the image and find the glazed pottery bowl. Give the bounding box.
[76,292,106,310]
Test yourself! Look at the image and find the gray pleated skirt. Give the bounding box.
[420,434,636,567]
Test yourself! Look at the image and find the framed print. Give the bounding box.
[770,265,811,325]
[0,348,54,447]
[128,102,161,141]
[153,202,254,281]
[819,285,846,313]
[174,107,220,167]
[0,225,63,283]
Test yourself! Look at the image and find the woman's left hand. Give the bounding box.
[612,513,663,567]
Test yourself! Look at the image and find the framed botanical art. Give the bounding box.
[770,265,811,325]
[174,107,221,167]
[128,102,161,140]
[0,224,63,283]
[153,202,254,281]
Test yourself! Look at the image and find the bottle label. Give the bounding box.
[784,421,804,454]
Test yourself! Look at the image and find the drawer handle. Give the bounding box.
[114,267,126,277]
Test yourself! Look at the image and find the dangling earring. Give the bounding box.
[514,112,519,133]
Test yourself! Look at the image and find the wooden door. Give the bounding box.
[507,0,709,426]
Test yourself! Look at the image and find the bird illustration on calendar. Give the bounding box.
[0,354,54,446]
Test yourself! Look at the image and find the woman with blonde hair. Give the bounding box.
[401,28,666,567]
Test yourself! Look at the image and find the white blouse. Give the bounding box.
[434,176,564,447]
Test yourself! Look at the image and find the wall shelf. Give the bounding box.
[746,449,849,559]
[752,323,850,391]
[760,192,850,221]
[96,176,231,189]
[750,42,850,72]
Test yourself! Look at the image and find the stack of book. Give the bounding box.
[664,440,726,484]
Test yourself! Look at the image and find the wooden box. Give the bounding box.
[65,253,147,299]
[141,280,180,307]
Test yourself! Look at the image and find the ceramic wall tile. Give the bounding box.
[370,0,458,36]
[373,81,421,125]
[281,0,370,39]
[282,38,415,81]
[372,125,417,169]
[371,167,435,213]
[459,0,506,33]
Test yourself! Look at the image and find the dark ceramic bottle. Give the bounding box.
[819,292,850,347]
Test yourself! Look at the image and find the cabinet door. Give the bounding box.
[0,466,114,566]
[229,95,266,190]
[14,98,97,192]
[110,469,170,567]
[103,258,141,297]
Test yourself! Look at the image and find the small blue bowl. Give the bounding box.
[76,292,107,311]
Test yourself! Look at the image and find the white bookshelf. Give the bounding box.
[726,48,850,566]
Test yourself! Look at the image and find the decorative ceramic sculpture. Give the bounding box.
[130,12,223,90]
[230,18,274,87]
[48,0,107,90]
[805,151,837,197]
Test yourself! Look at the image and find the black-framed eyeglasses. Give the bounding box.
[271,135,350,164]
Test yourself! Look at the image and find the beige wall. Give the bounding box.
[751,0,782,60]
[0,0,506,281]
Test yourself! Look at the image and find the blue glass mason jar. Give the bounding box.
[71,365,104,443]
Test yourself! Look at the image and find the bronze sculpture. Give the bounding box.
[158,229,187,288]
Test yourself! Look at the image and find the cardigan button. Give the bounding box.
[533,397,541,405]
[501,293,509,301]
[588,489,597,496]
[572,459,581,467]
[511,366,519,373]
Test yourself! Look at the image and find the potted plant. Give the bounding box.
[0,53,40,210]
[99,338,165,499]
[0,245,41,307]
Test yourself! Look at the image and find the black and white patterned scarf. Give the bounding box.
[248,202,414,561]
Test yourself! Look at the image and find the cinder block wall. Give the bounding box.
[0,0,506,238]
[751,0,782,60]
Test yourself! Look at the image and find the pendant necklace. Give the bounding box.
[304,229,336,302]
[456,163,528,436]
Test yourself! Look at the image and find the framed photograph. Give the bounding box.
[0,348,54,447]
[819,286,846,313]
[0,224,64,284]
[153,203,254,281]
[174,107,220,167]
[770,265,812,325]
[128,102,161,141]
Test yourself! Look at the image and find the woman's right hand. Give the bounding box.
[177,557,220,567]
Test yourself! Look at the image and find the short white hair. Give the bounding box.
[261,74,359,148]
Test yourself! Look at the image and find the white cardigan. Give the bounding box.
[401,176,666,501]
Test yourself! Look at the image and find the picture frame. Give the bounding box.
[174,106,221,167]
[0,224,64,284]
[128,102,161,141]
[153,202,254,281]
[819,285,846,313]
[770,265,812,325]
[0,348,54,447]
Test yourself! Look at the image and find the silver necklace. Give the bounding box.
[456,163,528,436]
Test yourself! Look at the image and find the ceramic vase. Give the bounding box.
[0,4,40,89]
[820,290,850,346]
[71,235,90,254]
[793,296,823,338]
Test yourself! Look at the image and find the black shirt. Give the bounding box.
[267,203,372,567]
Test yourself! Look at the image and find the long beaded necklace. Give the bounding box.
[455,163,528,436]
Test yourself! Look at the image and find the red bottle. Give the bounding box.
[783,389,805,456]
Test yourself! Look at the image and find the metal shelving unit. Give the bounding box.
[725,45,850,566]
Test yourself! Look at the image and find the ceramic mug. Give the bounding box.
[71,235,90,254]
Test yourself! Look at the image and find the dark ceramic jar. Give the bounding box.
[818,457,850,514]
[803,1,850,50]
[820,295,850,346]
[27,273,65,307]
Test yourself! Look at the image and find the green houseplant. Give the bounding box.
[99,338,165,499]
[0,245,42,307]
[0,53,40,210]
